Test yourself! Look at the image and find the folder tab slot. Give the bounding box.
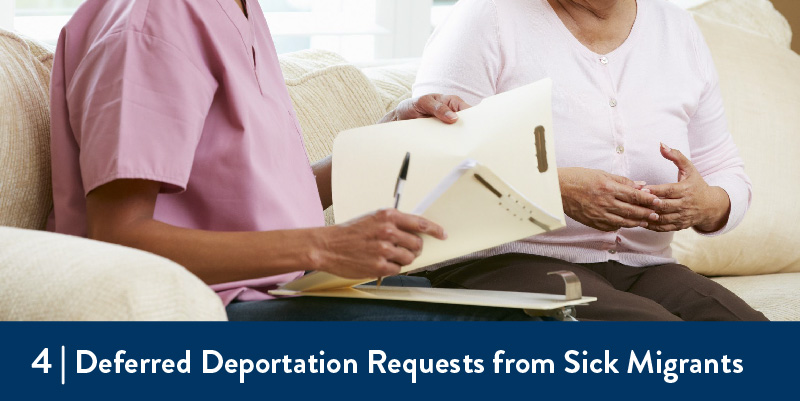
[535,126,548,173]
[529,217,550,231]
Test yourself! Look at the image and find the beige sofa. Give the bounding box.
[1,0,798,321]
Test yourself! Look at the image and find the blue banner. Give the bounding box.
[2,322,795,400]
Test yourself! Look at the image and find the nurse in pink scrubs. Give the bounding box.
[48,0,522,320]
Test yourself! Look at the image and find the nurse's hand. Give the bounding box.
[379,94,471,124]
[313,209,447,279]
[559,167,661,232]
[643,143,731,233]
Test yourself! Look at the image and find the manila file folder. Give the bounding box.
[272,79,596,314]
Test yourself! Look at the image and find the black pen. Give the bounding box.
[378,152,411,289]
[394,152,411,209]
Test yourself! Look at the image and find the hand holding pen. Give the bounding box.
[377,152,411,288]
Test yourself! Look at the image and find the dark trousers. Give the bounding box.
[421,253,769,321]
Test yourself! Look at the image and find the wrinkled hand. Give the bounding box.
[379,94,471,124]
[643,143,730,233]
[560,167,660,232]
[313,209,447,279]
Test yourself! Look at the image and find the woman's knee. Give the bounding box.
[631,264,768,321]
[428,254,609,294]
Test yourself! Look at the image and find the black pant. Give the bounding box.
[421,253,769,321]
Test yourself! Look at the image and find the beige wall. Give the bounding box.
[771,0,800,53]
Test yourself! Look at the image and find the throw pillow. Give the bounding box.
[672,15,800,276]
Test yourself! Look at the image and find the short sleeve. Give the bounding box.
[412,0,502,106]
[66,29,217,195]
[686,18,752,236]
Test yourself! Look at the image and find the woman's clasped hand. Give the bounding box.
[560,143,731,234]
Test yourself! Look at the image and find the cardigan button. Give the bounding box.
[600,56,608,65]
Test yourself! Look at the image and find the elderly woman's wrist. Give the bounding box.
[378,108,400,124]
[695,186,731,233]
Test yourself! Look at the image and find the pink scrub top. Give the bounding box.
[49,0,325,305]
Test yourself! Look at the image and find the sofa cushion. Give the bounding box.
[712,273,800,321]
[0,227,227,321]
[671,15,800,276]
[0,30,54,230]
[689,0,793,49]
[281,49,386,165]
[362,61,420,113]
[280,50,388,225]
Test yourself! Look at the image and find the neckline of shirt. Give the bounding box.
[541,0,647,62]
[216,0,254,49]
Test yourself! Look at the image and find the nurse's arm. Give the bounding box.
[312,94,470,208]
[85,179,447,285]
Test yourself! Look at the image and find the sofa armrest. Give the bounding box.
[0,227,227,321]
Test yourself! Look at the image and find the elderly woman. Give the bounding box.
[403,0,767,320]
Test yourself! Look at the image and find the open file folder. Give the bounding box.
[272,79,596,318]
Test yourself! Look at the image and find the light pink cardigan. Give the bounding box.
[413,0,751,267]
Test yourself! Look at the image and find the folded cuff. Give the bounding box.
[695,173,751,237]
